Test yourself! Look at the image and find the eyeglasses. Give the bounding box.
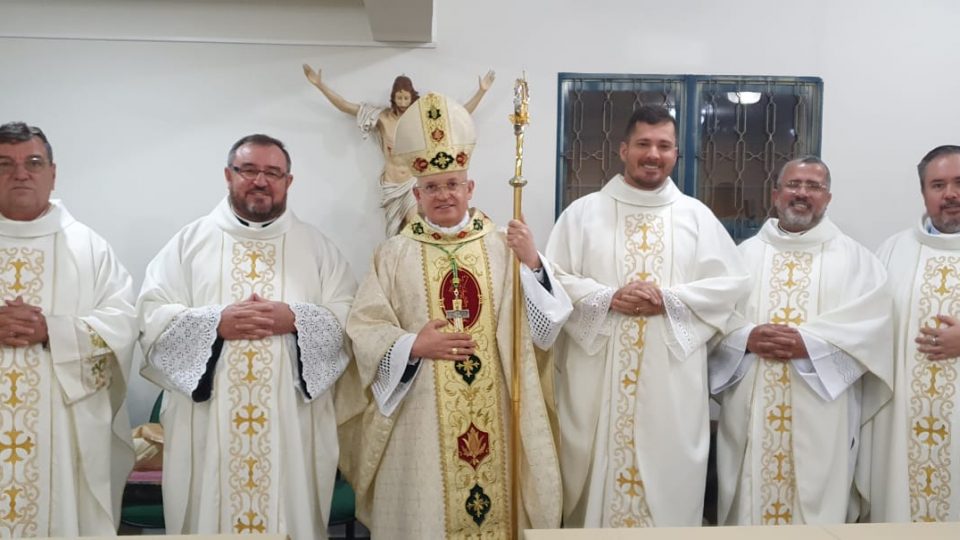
[0,156,48,177]
[416,180,468,196]
[231,165,287,182]
[781,179,829,193]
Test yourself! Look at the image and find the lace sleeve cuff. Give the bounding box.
[662,288,699,358]
[372,333,419,416]
[146,305,222,396]
[567,287,616,354]
[520,260,573,349]
[291,302,348,401]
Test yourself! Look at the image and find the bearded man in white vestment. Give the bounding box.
[545,106,751,527]
[338,93,572,539]
[868,145,960,522]
[709,157,893,525]
[0,122,136,537]
[137,134,356,539]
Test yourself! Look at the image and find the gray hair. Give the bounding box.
[0,122,53,163]
[776,155,831,188]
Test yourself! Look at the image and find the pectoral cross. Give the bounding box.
[442,254,470,331]
[446,292,470,332]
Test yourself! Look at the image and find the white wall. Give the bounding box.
[2,0,959,424]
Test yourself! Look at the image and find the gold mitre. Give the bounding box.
[393,92,475,177]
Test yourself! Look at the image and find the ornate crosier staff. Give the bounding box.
[508,75,529,540]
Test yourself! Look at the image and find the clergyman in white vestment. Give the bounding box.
[338,93,572,539]
[138,134,356,540]
[709,157,893,525]
[545,106,751,527]
[867,145,960,522]
[0,122,137,537]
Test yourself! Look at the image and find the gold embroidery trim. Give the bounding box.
[0,248,46,536]
[758,251,812,525]
[227,239,279,534]
[0,249,44,305]
[608,213,662,527]
[908,255,958,522]
[425,239,509,538]
[82,323,112,392]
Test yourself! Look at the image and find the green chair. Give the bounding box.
[329,470,359,539]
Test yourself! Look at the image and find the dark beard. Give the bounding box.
[231,191,284,222]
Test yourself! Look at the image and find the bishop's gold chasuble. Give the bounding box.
[409,215,512,537]
[341,206,563,539]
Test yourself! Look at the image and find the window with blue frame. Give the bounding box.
[556,74,822,242]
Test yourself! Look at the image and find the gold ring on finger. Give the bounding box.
[452,347,458,356]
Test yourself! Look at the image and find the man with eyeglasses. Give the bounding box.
[137,133,356,539]
[0,121,137,537]
[709,156,893,525]
[545,106,750,528]
[339,93,572,538]
[867,145,960,522]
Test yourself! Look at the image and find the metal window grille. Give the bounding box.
[556,74,823,241]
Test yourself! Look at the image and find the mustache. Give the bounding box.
[943,201,960,210]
